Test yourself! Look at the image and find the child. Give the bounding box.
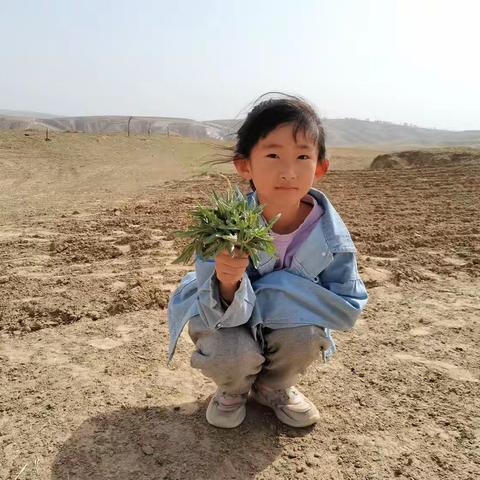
[168,94,368,429]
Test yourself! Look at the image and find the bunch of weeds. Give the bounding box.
[173,181,279,268]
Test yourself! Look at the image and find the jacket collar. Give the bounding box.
[246,188,356,277]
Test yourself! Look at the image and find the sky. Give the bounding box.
[1,0,479,131]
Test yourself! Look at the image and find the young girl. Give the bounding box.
[168,94,368,429]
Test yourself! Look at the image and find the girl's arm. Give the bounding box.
[251,252,368,330]
[167,257,256,362]
[195,255,256,330]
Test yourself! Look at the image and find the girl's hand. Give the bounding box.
[215,248,249,302]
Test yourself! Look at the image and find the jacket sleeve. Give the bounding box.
[251,252,368,330]
[318,251,368,326]
[195,255,256,330]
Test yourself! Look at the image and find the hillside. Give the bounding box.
[1,111,478,148]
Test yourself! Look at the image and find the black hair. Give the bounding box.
[206,92,327,191]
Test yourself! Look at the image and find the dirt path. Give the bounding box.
[1,161,479,479]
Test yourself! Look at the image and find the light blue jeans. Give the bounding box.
[188,317,332,394]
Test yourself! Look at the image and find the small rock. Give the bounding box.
[305,453,318,467]
[141,445,154,456]
[72,210,80,215]
[31,322,42,331]
[111,280,127,292]
[296,466,304,473]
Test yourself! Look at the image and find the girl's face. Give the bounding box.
[234,123,326,207]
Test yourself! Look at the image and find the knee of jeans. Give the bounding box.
[305,326,332,352]
[278,326,330,356]
[193,348,264,375]
[187,315,208,344]
[218,347,264,370]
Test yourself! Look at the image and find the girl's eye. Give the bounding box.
[265,153,311,159]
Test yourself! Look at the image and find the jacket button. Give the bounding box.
[313,276,320,283]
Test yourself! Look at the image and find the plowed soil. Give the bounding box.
[1,144,479,479]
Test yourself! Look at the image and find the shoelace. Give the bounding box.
[259,386,298,404]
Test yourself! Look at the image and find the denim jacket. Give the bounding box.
[167,188,368,363]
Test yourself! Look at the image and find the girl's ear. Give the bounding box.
[233,156,252,181]
[315,158,329,179]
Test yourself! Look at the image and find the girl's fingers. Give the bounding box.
[216,272,243,285]
[217,265,245,276]
[217,264,248,276]
[217,255,249,268]
[218,272,241,281]
[219,248,249,259]
[216,249,249,285]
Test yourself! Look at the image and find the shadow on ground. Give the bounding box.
[51,399,311,479]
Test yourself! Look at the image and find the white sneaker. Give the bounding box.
[251,384,320,428]
[206,389,248,429]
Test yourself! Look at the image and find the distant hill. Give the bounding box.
[0,111,478,148]
[322,118,479,147]
[0,109,58,118]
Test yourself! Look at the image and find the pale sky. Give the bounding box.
[1,0,479,130]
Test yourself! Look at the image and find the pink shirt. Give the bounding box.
[267,194,324,270]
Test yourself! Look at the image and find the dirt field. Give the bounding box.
[0,131,392,222]
[1,133,479,479]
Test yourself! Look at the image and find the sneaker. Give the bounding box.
[251,384,320,428]
[205,389,248,429]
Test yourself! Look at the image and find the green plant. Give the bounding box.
[173,185,279,268]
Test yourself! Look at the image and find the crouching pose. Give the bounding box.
[168,94,368,428]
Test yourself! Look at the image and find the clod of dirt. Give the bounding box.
[370,148,480,169]
[106,278,170,315]
[52,237,124,263]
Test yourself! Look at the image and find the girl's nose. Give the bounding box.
[279,159,296,180]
